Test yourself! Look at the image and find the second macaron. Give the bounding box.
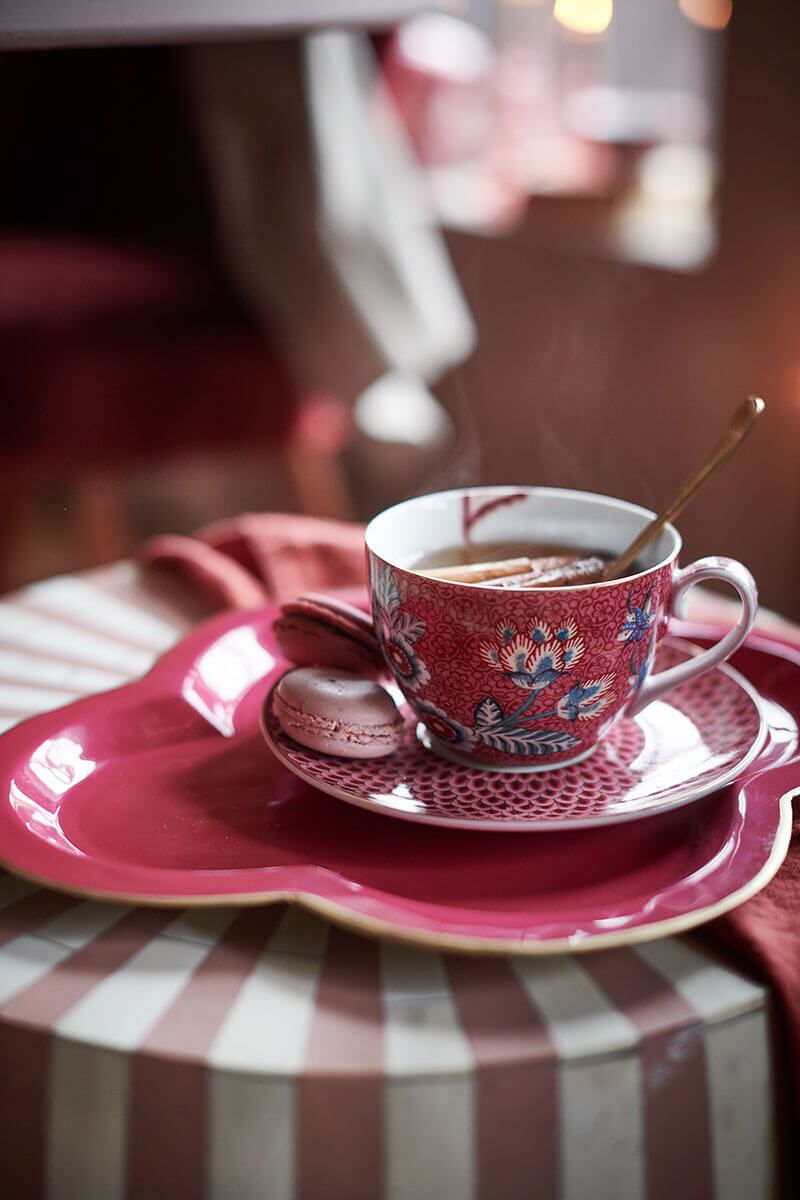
[273,592,385,677]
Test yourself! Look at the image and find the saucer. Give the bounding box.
[262,639,766,831]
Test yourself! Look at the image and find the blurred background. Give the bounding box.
[1,1,798,613]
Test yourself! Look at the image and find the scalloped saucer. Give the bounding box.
[261,640,767,831]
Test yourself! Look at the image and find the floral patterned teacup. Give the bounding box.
[365,486,758,771]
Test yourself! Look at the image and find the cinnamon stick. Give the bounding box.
[486,556,581,587]
[518,556,606,588]
[415,557,533,583]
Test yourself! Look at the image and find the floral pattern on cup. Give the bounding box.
[412,700,475,750]
[373,564,430,693]
[479,617,585,683]
[371,563,645,762]
[618,584,657,691]
[557,675,617,721]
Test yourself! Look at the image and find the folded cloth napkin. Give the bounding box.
[140,512,367,608]
[140,511,800,1181]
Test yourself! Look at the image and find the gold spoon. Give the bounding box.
[602,395,765,582]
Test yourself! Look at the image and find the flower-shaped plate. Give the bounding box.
[263,641,765,830]
[0,606,798,953]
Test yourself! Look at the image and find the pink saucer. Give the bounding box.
[262,640,765,831]
[0,605,797,953]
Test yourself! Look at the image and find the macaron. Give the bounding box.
[273,667,404,759]
[272,592,385,678]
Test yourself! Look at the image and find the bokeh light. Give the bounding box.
[553,0,614,35]
[678,0,733,31]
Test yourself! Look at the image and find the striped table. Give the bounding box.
[0,564,780,1200]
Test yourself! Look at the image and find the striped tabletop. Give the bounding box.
[0,564,779,1200]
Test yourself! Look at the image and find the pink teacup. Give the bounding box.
[365,486,758,771]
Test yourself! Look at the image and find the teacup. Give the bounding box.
[365,486,757,771]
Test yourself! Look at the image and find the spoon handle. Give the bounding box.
[602,395,765,582]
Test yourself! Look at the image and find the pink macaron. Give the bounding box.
[272,592,385,678]
[273,667,404,759]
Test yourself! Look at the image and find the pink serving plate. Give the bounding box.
[0,606,798,954]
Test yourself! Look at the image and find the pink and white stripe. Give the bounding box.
[0,564,779,1199]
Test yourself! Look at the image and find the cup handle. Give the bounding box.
[628,556,758,716]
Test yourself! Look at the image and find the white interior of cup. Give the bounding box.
[365,486,680,585]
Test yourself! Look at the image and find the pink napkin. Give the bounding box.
[140,512,800,1175]
[140,512,367,608]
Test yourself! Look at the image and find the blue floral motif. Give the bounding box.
[479,618,585,694]
[617,585,656,691]
[419,689,582,758]
[556,675,615,722]
[465,615,611,757]
[374,565,430,692]
[618,605,653,645]
[479,727,582,757]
